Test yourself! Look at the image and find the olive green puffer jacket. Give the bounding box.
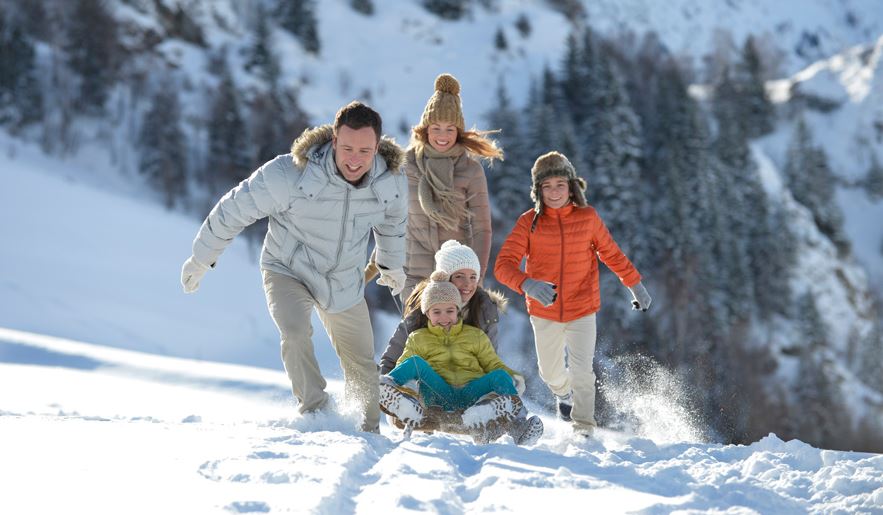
[397,320,516,386]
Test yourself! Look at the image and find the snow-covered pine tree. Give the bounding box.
[64,0,118,115]
[0,12,44,129]
[423,0,469,20]
[250,87,310,165]
[276,0,320,54]
[734,36,775,138]
[138,84,187,209]
[350,0,374,16]
[750,205,797,319]
[784,117,850,254]
[712,67,764,321]
[494,27,508,51]
[559,31,596,129]
[865,153,883,200]
[645,59,719,363]
[854,320,883,393]
[205,56,251,196]
[484,80,530,227]
[245,8,281,86]
[587,49,644,257]
[522,78,564,177]
[793,291,846,448]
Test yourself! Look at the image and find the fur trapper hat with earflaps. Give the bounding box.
[529,151,587,230]
[418,74,465,131]
[421,270,465,314]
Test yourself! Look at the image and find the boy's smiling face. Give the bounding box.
[540,176,570,209]
[427,302,459,331]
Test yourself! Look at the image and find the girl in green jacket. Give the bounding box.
[380,271,543,444]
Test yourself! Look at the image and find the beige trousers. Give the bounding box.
[263,270,380,432]
[529,313,598,431]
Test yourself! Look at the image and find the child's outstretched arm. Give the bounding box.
[590,209,651,310]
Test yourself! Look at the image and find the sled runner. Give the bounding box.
[380,381,543,445]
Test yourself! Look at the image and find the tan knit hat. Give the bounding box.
[419,73,465,131]
[530,151,587,218]
[421,271,465,314]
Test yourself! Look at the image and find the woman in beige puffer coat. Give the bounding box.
[395,73,503,302]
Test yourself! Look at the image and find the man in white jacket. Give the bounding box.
[181,101,408,432]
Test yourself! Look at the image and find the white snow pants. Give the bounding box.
[529,313,597,432]
[263,270,380,432]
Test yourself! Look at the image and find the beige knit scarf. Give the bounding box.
[415,143,468,231]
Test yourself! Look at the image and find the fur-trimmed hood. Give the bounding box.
[484,288,509,314]
[290,124,405,173]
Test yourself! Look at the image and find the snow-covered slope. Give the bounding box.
[0,135,336,372]
[765,34,883,288]
[2,327,881,514]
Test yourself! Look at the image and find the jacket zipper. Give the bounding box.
[558,214,565,321]
[327,187,351,307]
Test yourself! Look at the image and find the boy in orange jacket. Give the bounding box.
[494,151,651,437]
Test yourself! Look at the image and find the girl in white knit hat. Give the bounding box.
[379,271,543,445]
[379,240,507,374]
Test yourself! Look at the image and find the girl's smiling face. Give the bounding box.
[427,302,459,330]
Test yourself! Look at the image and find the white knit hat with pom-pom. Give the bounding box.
[434,240,481,277]
[421,270,465,314]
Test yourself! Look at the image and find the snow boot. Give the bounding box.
[379,376,424,428]
[463,393,522,427]
[463,393,522,444]
[556,393,573,422]
[509,415,544,446]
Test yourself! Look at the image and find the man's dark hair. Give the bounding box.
[333,101,383,141]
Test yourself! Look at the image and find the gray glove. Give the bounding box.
[628,282,652,311]
[522,278,557,307]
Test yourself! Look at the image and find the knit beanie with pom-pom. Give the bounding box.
[419,73,465,131]
[420,270,465,314]
[434,240,481,278]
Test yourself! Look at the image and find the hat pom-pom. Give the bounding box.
[434,74,460,95]
[430,270,450,282]
[440,240,460,250]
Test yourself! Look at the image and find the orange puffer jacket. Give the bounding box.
[494,204,641,322]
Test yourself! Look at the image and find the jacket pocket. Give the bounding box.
[352,212,385,246]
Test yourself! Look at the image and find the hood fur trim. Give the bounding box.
[485,288,509,314]
[290,124,405,173]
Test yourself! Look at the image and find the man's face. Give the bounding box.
[332,125,379,184]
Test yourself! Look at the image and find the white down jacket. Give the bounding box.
[191,125,408,313]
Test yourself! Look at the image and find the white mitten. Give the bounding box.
[181,256,211,293]
[376,268,406,296]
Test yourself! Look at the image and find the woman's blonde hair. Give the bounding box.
[411,125,504,162]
